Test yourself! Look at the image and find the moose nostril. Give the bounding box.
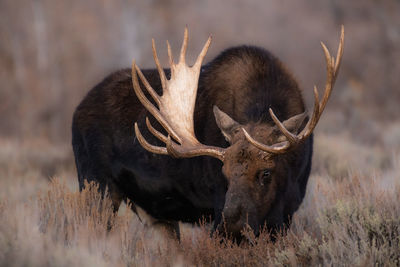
[223,205,242,224]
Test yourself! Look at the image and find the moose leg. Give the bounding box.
[107,182,124,213]
[211,169,228,234]
[153,220,181,241]
[125,201,181,240]
[73,129,126,230]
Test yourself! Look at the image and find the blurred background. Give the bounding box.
[0,0,399,146]
[0,2,400,265]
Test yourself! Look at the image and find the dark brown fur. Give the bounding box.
[72,45,312,239]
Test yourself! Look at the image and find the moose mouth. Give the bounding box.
[216,224,261,244]
[216,214,260,242]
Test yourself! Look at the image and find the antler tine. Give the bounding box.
[194,35,212,70]
[167,40,174,66]
[179,27,188,64]
[135,62,161,108]
[152,39,167,92]
[242,128,290,154]
[132,61,182,143]
[297,85,321,138]
[334,26,345,74]
[145,117,168,143]
[244,26,344,154]
[318,26,344,116]
[268,108,298,144]
[132,60,159,110]
[134,123,168,155]
[319,41,334,113]
[142,117,186,158]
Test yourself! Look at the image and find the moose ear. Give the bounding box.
[213,105,240,143]
[282,112,309,134]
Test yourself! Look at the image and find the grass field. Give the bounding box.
[0,119,399,266]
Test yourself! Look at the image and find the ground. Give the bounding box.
[0,117,399,266]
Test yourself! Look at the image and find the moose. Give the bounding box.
[72,27,344,240]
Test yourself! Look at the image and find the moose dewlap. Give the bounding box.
[72,27,344,240]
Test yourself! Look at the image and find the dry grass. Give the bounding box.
[0,127,399,266]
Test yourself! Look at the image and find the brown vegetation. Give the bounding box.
[0,132,399,266]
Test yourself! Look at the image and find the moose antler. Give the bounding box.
[243,26,345,154]
[132,28,226,161]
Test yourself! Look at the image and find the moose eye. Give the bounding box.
[259,169,272,186]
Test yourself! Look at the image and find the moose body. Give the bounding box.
[72,28,343,239]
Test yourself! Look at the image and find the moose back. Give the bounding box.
[72,28,344,239]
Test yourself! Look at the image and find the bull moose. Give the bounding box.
[72,27,344,240]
